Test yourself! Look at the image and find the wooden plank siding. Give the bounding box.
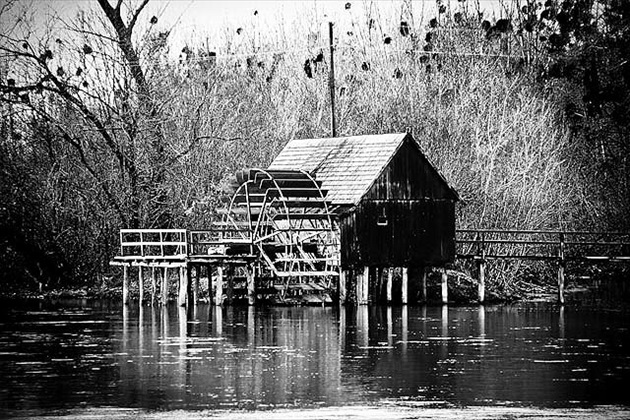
[362,140,457,201]
[340,138,458,268]
[340,200,455,267]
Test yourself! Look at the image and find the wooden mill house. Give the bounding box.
[111,132,459,306]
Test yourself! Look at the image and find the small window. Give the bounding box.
[377,207,388,226]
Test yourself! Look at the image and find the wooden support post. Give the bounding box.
[123,265,129,306]
[401,267,408,304]
[356,266,369,305]
[215,266,224,306]
[246,264,255,305]
[386,268,393,304]
[421,267,427,303]
[558,232,566,305]
[151,267,157,305]
[362,266,369,305]
[138,266,144,305]
[193,265,199,305]
[374,267,383,303]
[478,260,486,304]
[558,263,565,305]
[441,268,448,304]
[338,270,348,305]
[178,266,189,307]
[354,268,362,305]
[161,267,168,304]
[226,266,234,305]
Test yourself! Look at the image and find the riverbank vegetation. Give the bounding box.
[1,0,628,299]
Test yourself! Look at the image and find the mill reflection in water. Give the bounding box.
[1,301,629,415]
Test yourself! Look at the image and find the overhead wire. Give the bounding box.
[170,42,522,65]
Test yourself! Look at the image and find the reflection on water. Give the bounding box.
[1,301,629,416]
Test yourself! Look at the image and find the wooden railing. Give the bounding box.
[456,229,630,303]
[456,229,630,262]
[119,229,188,259]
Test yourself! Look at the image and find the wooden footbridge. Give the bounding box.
[457,229,630,304]
[111,225,630,307]
[109,134,630,307]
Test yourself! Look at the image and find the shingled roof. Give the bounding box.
[268,132,457,205]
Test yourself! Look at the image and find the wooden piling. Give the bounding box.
[374,267,383,303]
[401,267,408,304]
[478,261,486,304]
[138,266,144,305]
[123,265,129,305]
[386,268,393,304]
[161,267,168,304]
[355,268,362,305]
[441,268,448,304]
[558,263,565,304]
[558,232,566,305]
[338,269,348,305]
[151,267,157,305]
[421,267,427,302]
[215,266,224,306]
[193,265,199,305]
[246,264,255,305]
[356,266,369,305]
[226,266,234,305]
[178,266,188,307]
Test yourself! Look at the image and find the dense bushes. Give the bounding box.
[0,0,627,295]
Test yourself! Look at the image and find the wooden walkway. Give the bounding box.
[456,229,630,303]
[110,228,630,306]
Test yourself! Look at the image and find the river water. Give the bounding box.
[1,300,629,418]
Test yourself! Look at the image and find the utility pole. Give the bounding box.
[328,22,337,138]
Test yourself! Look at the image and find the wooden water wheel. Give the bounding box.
[219,168,340,304]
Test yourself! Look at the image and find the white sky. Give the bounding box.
[4,0,505,62]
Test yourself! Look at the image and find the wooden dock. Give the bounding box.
[110,224,338,306]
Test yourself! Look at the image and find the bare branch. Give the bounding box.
[129,0,150,32]
[11,99,127,224]
[97,0,116,19]
[167,136,241,166]
[66,26,118,44]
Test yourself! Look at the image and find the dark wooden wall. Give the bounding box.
[362,141,457,201]
[339,138,457,269]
